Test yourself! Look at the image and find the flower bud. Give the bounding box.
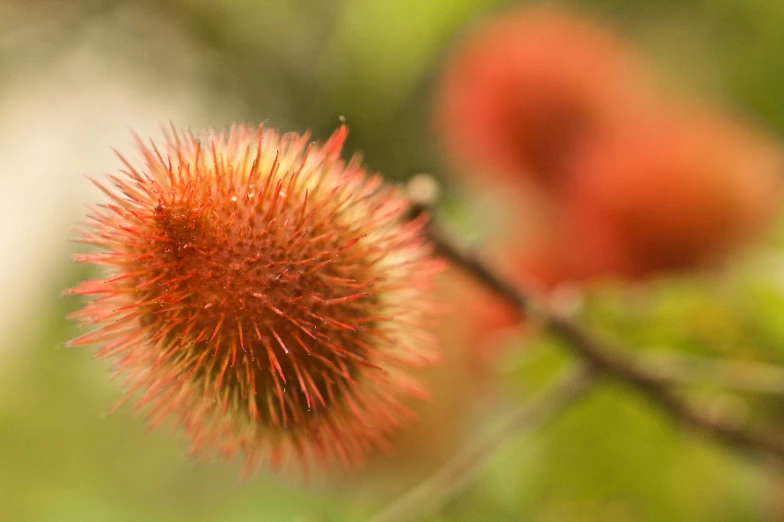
[67,124,442,475]
[435,6,652,191]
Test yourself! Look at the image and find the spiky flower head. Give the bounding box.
[67,124,442,475]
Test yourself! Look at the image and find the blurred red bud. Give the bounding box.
[567,109,784,273]
[435,6,653,191]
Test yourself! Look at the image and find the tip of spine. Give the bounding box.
[324,124,349,160]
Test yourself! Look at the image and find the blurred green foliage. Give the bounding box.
[4,0,784,520]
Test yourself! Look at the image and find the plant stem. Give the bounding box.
[369,365,595,522]
[403,178,784,468]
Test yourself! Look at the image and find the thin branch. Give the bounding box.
[642,350,784,395]
[508,345,784,396]
[369,365,596,522]
[542,316,784,464]
[405,180,784,468]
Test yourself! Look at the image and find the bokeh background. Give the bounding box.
[4,0,784,520]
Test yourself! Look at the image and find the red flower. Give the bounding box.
[434,6,652,191]
[566,109,783,273]
[67,124,442,476]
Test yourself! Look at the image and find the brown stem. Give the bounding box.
[413,199,784,467]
